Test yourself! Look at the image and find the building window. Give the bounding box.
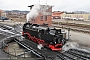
[69,15,71,17]
[44,16,47,21]
[40,16,43,20]
[88,16,90,20]
[43,16,47,21]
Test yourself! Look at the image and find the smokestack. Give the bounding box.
[26,4,40,22]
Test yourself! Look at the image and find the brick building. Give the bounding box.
[52,11,64,19]
[28,5,52,26]
[0,10,6,17]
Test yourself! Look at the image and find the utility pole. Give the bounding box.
[68,28,70,40]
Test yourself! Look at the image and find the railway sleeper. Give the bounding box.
[57,53,75,60]
[69,49,90,59]
[67,50,90,60]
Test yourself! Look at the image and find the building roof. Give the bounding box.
[52,11,64,16]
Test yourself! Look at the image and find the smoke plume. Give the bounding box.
[26,4,40,22]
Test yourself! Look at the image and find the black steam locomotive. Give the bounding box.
[22,23,67,51]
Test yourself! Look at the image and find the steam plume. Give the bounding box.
[26,4,40,22]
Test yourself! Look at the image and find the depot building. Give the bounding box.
[52,11,90,21]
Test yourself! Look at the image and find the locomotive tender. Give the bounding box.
[22,23,67,51]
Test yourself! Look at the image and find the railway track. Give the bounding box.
[53,24,90,34]
[0,24,90,60]
[45,49,90,60]
[44,49,90,60]
[14,36,90,60]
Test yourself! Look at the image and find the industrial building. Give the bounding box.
[52,11,64,19]
[52,11,90,21]
[61,13,90,21]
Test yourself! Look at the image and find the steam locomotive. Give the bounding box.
[22,23,67,51]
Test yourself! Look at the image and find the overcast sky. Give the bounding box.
[0,0,90,12]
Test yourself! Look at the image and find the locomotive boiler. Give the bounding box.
[22,23,67,51]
